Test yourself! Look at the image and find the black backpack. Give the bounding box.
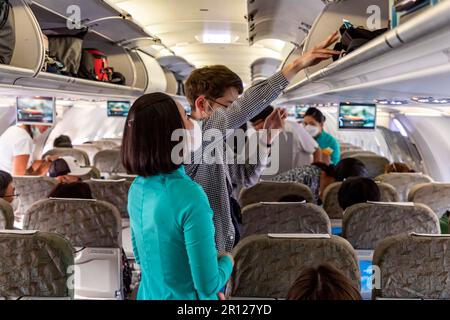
[332,24,388,61]
[0,0,15,65]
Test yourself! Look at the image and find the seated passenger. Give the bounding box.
[48,156,92,183]
[0,124,53,176]
[271,158,368,204]
[0,170,15,204]
[249,106,319,168]
[48,182,93,199]
[53,135,73,148]
[122,92,234,300]
[303,107,341,165]
[385,162,415,173]
[338,177,381,210]
[287,263,362,300]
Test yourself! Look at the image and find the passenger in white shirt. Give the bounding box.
[248,106,319,176]
[0,125,52,176]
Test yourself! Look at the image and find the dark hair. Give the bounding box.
[48,158,71,178]
[338,177,381,210]
[278,194,306,202]
[0,170,12,198]
[304,107,326,124]
[312,162,336,178]
[185,65,244,110]
[334,158,368,181]
[250,106,274,124]
[385,162,415,173]
[121,92,184,177]
[48,182,93,199]
[54,135,72,148]
[287,263,362,300]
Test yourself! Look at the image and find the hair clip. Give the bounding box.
[127,119,134,127]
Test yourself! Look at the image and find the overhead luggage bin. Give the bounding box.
[280,0,450,104]
[247,0,325,45]
[0,0,44,85]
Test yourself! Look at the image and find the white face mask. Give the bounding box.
[304,124,321,138]
[186,119,202,154]
[11,197,19,212]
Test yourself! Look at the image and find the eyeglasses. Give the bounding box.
[206,98,230,109]
[3,193,19,198]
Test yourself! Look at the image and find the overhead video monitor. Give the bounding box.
[16,97,55,125]
[338,103,377,130]
[107,101,131,117]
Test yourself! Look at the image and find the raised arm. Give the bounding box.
[203,31,340,138]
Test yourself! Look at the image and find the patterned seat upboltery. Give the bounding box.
[13,176,58,219]
[352,154,390,178]
[0,199,14,230]
[408,183,450,218]
[87,179,132,219]
[226,234,360,299]
[323,181,399,219]
[239,181,314,208]
[23,199,121,248]
[241,202,331,239]
[0,231,74,299]
[373,233,450,299]
[93,150,126,175]
[43,148,90,167]
[343,202,440,250]
[375,173,434,202]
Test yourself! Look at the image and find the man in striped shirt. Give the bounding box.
[184,32,340,253]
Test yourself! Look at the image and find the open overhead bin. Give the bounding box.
[0,0,43,85]
[280,0,450,105]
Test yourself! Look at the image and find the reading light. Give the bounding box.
[412,96,450,104]
[375,99,409,105]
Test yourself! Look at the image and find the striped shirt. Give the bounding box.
[185,72,289,253]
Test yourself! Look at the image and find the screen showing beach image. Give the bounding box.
[339,104,377,129]
[16,97,55,125]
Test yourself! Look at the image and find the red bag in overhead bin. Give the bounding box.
[78,48,111,82]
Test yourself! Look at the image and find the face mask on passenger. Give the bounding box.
[304,124,321,137]
[11,197,19,212]
[186,118,202,154]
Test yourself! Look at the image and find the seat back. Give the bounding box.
[23,198,123,299]
[72,144,102,165]
[343,202,440,250]
[43,148,90,166]
[23,198,121,248]
[340,150,376,159]
[87,179,132,219]
[239,181,314,208]
[226,234,360,299]
[92,140,120,150]
[0,230,74,299]
[93,150,126,176]
[408,183,450,218]
[0,199,14,230]
[375,173,434,202]
[241,203,331,238]
[323,181,399,219]
[13,176,58,224]
[373,233,450,299]
[352,155,390,178]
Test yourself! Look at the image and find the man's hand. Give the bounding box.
[282,31,341,81]
[263,108,287,145]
